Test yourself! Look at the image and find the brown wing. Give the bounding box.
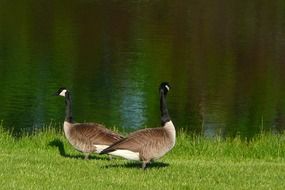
[100,127,166,154]
[72,123,124,145]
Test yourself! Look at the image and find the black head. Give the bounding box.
[55,87,68,97]
[159,82,171,95]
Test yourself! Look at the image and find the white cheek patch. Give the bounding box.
[165,85,170,91]
[94,145,109,153]
[59,89,67,97]
[109,150,140,161]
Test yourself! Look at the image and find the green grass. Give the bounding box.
[1,126,285,189]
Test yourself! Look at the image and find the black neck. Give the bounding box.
[160,89,170,126]
[64,91,73,123]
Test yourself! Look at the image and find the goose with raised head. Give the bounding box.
[99,82,175,169]
[55,87,123,159]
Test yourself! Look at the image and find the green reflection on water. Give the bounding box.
[1,1,285,137]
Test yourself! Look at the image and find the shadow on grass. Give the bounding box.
[48,139,108,160]
[102,161,169,169]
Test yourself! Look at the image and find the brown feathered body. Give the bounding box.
[100,120,175,162]
[64,121,123,154]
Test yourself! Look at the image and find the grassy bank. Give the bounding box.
[1,127,285,189]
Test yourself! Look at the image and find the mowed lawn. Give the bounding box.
[1,127,285,189]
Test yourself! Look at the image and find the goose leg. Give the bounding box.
[84,153,89,160]
[142,161,148,169]
[108,155,113,160]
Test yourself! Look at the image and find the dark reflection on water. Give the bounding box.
[0,1,285,137]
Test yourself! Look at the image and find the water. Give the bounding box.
[0,1,285,137]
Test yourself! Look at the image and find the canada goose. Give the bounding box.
[55,87,123,159]
[99,82,175,169]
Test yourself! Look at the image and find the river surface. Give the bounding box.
[1,1,285,137]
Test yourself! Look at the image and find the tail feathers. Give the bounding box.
[99,138,126,155]
[99,147,114,155]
